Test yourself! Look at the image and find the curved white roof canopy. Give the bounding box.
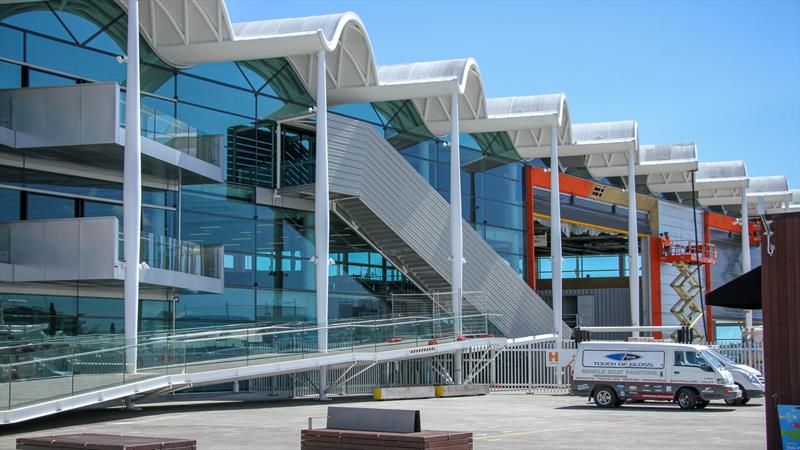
[115,2,379,99]
[649,160,749,199]
[586,142,698,181]
[745,176,793,212]
[116,2,567,160]
[509,120,637,160]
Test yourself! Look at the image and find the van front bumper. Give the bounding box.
[699,384,741,401]
[746,388,764,399]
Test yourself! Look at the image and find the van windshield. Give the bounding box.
[699,350,725,370]
[705,348,735,365]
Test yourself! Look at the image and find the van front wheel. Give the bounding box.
[677,388,698,410]
[594,386,618,408]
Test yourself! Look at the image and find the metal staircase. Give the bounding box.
[284,115,567,338]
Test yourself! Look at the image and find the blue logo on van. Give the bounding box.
[606,353,641,361]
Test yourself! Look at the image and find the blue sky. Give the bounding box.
[226,1,800,189]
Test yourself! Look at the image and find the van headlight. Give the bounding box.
[746,373,759,383]
[716,377,726,384]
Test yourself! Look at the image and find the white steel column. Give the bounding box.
[741,189,752,336]
[123,0,141,374]
[627,148,640,337]
[549,127,562,350]
[450,94,464,385]
[315,50,330,399]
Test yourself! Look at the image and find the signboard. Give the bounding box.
[546,349,576,368]
[778,404,800,450]
[582,350,665,369]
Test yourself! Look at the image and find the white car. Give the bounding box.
[705,348,764,405]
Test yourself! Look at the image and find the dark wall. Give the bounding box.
[762,212,800,449]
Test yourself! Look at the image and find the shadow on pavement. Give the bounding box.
[1,395,373,434]
[557,403,737,413]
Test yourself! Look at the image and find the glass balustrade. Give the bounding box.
[0,313,497,411]
[118,232,222,279]
[120,98,222,167]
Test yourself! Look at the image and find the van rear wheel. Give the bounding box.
[594,386,618,408]
[677,388,698,410]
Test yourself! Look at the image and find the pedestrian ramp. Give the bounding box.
[0,314,505,425]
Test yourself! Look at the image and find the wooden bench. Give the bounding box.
[303,407,473,449]
[17,433,197,450]
[301,429,473,449]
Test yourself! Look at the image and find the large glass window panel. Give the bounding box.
[27,35,124,83]
[256,289,315,323]
[330,293,385,320]
[78,297,122,317]
[176,288,255,325]
[281,127,315,187]
[83,200,123,223]
[400,140,438,161]
[487,161,523,180]
[224,251,255,286]
[0,61,20,89]
[478,200,523,230]
[142,207,168,238]
[482,174,523,205]
[26,193,75,219]
[177,73,255,117]
[28,69,75,87]
[0,26,22,60]
[1,11,73,41]
[176,103,253,161]
[0,188,20,221]
[23,169,122,200]
[183,62,254,90]
[140,300,171,320]
[483,225,524,255]
[181,211,255,253]
[181,184,255,218]
[0,294,76,316]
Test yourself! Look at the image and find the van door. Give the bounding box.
[670,350,718,385]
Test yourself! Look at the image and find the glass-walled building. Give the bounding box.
[0,0,680,344]
[0,2,430,340]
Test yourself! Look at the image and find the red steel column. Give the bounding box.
[649,237,662,339]
[703,211,714,341]
[524,165,537,290]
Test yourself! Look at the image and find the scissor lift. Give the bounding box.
[661,240,717,342]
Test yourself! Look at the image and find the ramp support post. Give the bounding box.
[315,49,330,399]
[627,147,640,337]
[450,94,464,385]
[123,0,141,374]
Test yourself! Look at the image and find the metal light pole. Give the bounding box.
[315,50,330,399]
[741,189,752,337]
[123,0,142,374]
[550,127,562,351]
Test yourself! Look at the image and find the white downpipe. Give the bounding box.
[315,50,329,399]
[123,0,141,375]
[627,148,640,337]
[741,189,752,337]
[450,94,464,385]
[550,127,562,352]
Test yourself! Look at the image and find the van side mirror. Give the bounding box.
[701,364,714,372]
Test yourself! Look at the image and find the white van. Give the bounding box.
[704,348,764,405]
[571,341,741,410]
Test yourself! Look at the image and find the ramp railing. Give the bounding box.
[0,313,495,412]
